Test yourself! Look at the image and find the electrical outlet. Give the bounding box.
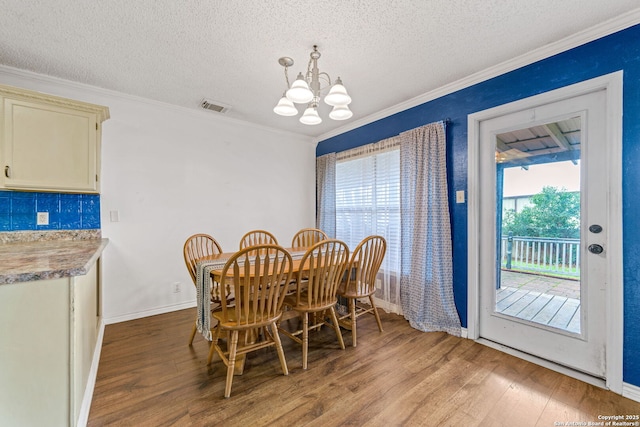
[172,282,182,293]
[36,212,49,225]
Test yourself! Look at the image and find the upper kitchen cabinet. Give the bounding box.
[0,84,109,193]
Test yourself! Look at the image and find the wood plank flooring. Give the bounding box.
[88,308,640,426]
[497,286,581,333]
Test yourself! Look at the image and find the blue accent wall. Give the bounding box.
[0,190,100,231]
[317,24,640,387]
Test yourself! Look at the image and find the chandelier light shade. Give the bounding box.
[300,104,322,125]
[273,93,298,116]
[274,45,352,125]
[324,77,351,106]
[329,104,353,121]
[286,73,314,104]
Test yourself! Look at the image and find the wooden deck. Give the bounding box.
[496,286,581,333]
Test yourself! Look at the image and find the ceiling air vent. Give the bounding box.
[200,98,231,113]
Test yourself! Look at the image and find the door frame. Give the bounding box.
[466,71,623,393]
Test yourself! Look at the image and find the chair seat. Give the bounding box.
[337,285,375,298]
[213,308,281,330]
[283,294,337,313]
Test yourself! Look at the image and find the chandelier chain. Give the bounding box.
[284,65,291,89]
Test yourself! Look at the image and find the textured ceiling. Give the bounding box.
[0,1,639,139]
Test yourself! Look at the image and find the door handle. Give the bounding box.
[588,244,604,254]
[589,224,603,233]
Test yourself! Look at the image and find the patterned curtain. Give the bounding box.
[316,153,336,238]
[399,121,461,336]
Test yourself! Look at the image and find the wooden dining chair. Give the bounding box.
[239,230,278,254]
[206,244,293,398]
[291,228,328,248]
[183,233,224,345]
[278,239,349,369]
[337,235,387,347]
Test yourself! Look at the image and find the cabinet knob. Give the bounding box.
[4,166,9,178]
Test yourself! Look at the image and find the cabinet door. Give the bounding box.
[2,97,98,192]
[0,277,71,426]
[71,260,99,424]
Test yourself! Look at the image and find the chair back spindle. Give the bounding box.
[183,233,223,284]
[291,228,328,248]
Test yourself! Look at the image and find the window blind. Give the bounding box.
[336,148,400,261]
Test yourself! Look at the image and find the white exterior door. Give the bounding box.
[468,73,623,391]
[479,90,607,377]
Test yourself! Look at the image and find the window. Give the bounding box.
[335,145,401,312]
[336,148,400,263]
[321,120,455,323]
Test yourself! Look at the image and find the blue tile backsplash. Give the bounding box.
[0,190,100,231]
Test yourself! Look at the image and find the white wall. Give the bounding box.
[0,67,316,323]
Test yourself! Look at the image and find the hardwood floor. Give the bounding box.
[88,308,640,426]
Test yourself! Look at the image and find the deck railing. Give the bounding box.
[501,235,580,277]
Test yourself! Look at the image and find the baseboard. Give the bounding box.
[623,382,640,403]
[103,301,196,325]
[460,327,468,339]
[77,319,105,427]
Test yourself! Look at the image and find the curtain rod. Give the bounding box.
[397,118,451,137]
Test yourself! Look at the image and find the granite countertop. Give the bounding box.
[0,238,109,284]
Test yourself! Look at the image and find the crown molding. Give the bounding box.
[0,82,110,121]
[0,64,315,144]
[315,8,640,143]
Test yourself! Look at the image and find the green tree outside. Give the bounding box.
[502,186,580,239]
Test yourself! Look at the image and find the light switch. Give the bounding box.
[456,190,465,204]
[37,212,49,225]
[110,210,120,222]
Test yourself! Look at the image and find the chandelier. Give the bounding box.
[273,45,352,125]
